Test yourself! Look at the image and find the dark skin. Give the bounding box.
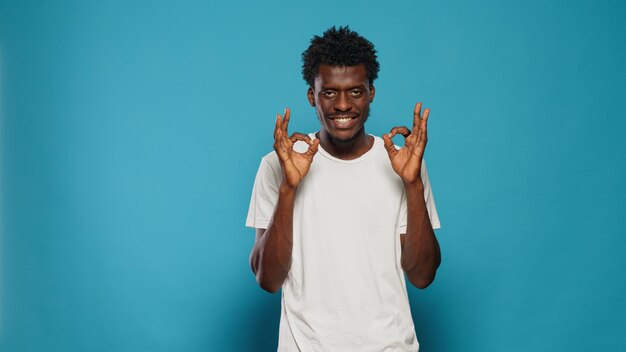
[250,64,440,292]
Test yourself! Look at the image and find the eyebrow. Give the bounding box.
[321,84,366,91]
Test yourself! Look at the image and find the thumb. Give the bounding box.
[382,134,397,159]
[306,139,320,158]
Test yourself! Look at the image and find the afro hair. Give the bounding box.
[301,26,380,87]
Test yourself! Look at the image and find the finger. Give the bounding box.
[305,138,320,158]
[275,128,283,148]
[282,107,291,132]
[274,114,282,139]
[411,129,422,146]
[274,128,290,160]
[382,133,398,159]
[289,132,312,144]
[413,128,423,151]
[412,127,428,157]
[413,102,422,131]
[279,131,291,157]
[387,126,411,139]
[421,108,429,139]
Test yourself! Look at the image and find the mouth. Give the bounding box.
[329,114,358,129]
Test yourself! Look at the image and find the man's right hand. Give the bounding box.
[274,108,320,189]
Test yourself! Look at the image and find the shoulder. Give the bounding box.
[257,151,281,177]
[261,150,279,164]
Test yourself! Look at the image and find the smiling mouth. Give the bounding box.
[329,115,358,129]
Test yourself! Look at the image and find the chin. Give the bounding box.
[328,128,363,144]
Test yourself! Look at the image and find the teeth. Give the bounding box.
[336,118,351,124]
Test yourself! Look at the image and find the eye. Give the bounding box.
[349,89,363,97]
[322,90,336,98]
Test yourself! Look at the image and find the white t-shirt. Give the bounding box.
[246,134,440,352]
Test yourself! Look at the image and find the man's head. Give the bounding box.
[301,26,380,88]
[302,26,380,145]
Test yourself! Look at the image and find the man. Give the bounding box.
[246,26,441,351]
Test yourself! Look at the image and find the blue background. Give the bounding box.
[1,0,625,351]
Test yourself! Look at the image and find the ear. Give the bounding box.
[369,84,376,103]
[307,87,315,106]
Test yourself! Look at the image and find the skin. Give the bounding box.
[308,64,375,160]
[250,64,440,292]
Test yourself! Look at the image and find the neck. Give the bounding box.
[316,129,374,160]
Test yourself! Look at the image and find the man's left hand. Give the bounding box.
[382,102,429,185]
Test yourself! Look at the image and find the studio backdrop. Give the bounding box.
[1,1,625,351]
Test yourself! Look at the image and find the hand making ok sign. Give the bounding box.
[382,102,430,185]
[274,108,320,189]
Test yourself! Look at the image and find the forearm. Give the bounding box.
[250,184,296,293]
[401,180,441,289]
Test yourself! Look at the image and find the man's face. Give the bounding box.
[307,64,375,143]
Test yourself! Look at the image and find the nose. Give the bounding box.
[334,91,351,112]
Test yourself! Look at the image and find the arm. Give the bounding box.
[383,102,441,289]
[249,108,319,293]
[400,181,441,289]
[250,185,296,293]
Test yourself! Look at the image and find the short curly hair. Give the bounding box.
[302,26,380,87]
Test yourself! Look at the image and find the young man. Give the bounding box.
[246,26,441,351]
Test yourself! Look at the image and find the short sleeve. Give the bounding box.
[397,160,441,234]
[246,153,282,229]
